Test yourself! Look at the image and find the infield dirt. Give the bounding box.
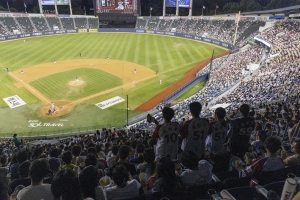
[9,59,156,117]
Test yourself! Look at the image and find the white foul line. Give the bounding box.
[9,72,51,104]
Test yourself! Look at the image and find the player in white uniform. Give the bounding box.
[152,107,180,162]
[181,102,210,160]
[206,107,228,155]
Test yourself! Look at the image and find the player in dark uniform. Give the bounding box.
[228,104,255,159]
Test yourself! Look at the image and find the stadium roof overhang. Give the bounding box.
[240,5,300,16]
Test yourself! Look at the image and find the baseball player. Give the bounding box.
[152,107,180,162]
[180,102,210,160]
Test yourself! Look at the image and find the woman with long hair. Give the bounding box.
[147,156,181,193]
[79,165,105,200]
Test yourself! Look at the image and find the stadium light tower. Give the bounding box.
[163,0,166,16]
[233,11,241,46]
[176,0,179,16]
[188,0,193,16]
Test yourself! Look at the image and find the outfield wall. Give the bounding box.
[0,28,234,50]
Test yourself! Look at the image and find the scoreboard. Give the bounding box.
[95,0,140,15]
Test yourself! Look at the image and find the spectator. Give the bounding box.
[180,151,213,187]
[12,134,21,149]
[130,143,145,165]
[228,104,255,159]
[106,165,142,200]
[242,136,284,177]
[9,161,31,194]
[152,107,180,161]
[109,145,137,176]
[147,156,181,193]
[0,179,9,200]
[206,107,228,156]
[17,158,54,200]
[44,157,61,184]
[181,102,210,160]
[61,151,75,170]
[71,145,85,166]
[106,145,119,168]
[0,155,8,181]
[51,169,82,200]
[251,130,268,150]
[281,138,300,167]
[79,165,105,200]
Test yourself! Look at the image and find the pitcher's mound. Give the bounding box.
[40,101,75,117]
[69,80,84,86]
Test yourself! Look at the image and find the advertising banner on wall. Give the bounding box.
[165,0,190,8]
[41,0,69,6]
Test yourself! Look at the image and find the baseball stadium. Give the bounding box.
[0,0,300,199]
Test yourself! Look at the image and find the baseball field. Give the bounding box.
[0,33,227,137]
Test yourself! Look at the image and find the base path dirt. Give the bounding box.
[135,50,231,112]
[9,59,156,117]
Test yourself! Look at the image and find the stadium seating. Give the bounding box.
[0,17,21,34]
[135,18,147,29]
[74,18,87,29]
[31,17,49,32]
[46,17,61,30]
[157,19,172,31]
[88,18,99,29]
[16,17,35,33]
[146,18,159,30]
[60,18,75,30]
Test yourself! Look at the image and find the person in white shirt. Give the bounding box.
[106,165,142,200]
[17,159,54,200]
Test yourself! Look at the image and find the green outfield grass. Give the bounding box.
[30,68,123,100]
[0,33,226,136]
[174,80,207,102]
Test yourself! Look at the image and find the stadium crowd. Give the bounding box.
[0,13,300,199]
[0,100,300,199]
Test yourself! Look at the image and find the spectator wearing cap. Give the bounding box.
[9,161,31,194]
[180,151,213,187]
[17,158,54,200]
[44,158,61,184]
